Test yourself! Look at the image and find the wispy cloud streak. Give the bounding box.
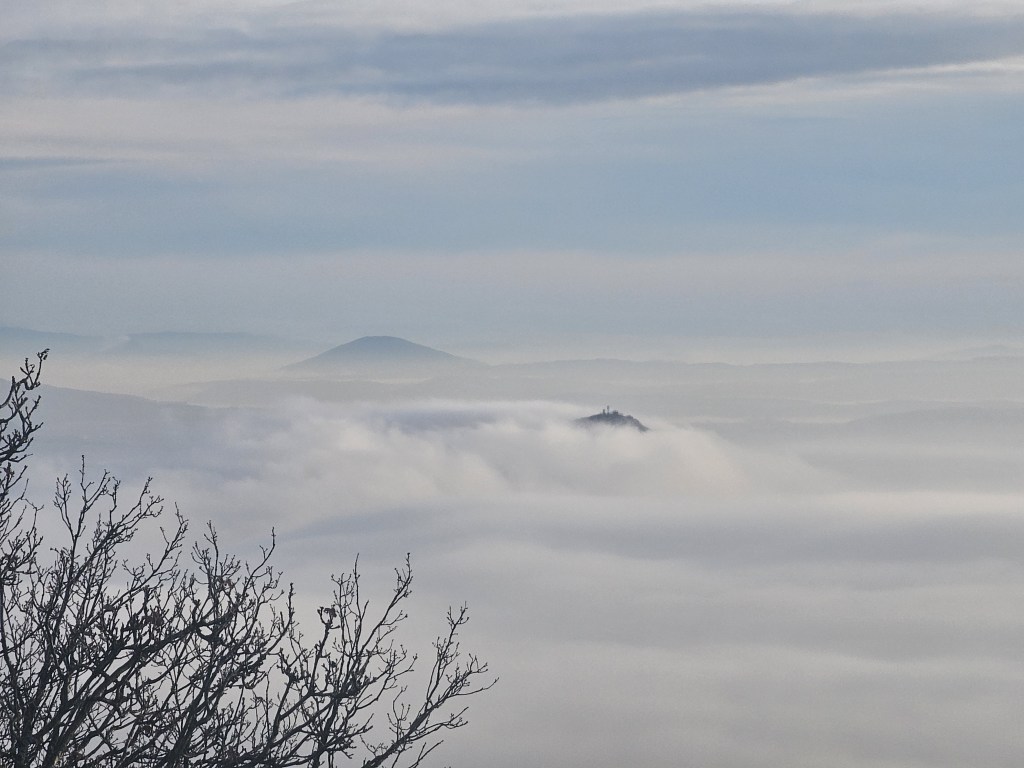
[5,10,1024,103]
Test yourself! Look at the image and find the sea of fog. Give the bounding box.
[7,340,1024,768]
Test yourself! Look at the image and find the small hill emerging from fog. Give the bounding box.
[575,408,649,432]
[286,336,483,378]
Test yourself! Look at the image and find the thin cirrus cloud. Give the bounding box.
[4,9,1024,104]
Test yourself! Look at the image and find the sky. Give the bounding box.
[4,0,1024,350]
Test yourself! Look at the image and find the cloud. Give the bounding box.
[21,380,1024,767]
[4,9,1024,104]
[157,399,785,520]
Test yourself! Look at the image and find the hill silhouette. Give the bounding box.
[575,407,649,432]
[286,336,482,377]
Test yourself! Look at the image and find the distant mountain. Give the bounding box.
[286,336,484,377]
[104,331,298,358]
[0,327,310,362]
[575,408,649,432]
[933,344,1024,361]
[0,326,107,357]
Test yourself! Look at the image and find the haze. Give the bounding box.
[4,2,1024,766]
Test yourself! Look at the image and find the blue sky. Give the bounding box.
[4,1,1024,349]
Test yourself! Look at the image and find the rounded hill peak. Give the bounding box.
[286,336,482,375]
[341,336,453,357]
[575,407,650,432]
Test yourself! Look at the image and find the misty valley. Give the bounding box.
[4,328,1023,767]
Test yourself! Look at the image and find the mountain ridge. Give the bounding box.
[286,336,484,374]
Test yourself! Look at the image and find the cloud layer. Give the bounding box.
[5,9,1024,104]
[4,5,1024,341]
[24,378,1024,767]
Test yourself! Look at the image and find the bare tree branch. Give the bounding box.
[0,353,494,768]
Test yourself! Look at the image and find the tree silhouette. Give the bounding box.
[0,351,493,768]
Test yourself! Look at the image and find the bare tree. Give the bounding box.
[0,352,493,768]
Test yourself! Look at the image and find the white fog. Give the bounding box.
[6,335,1024,767]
